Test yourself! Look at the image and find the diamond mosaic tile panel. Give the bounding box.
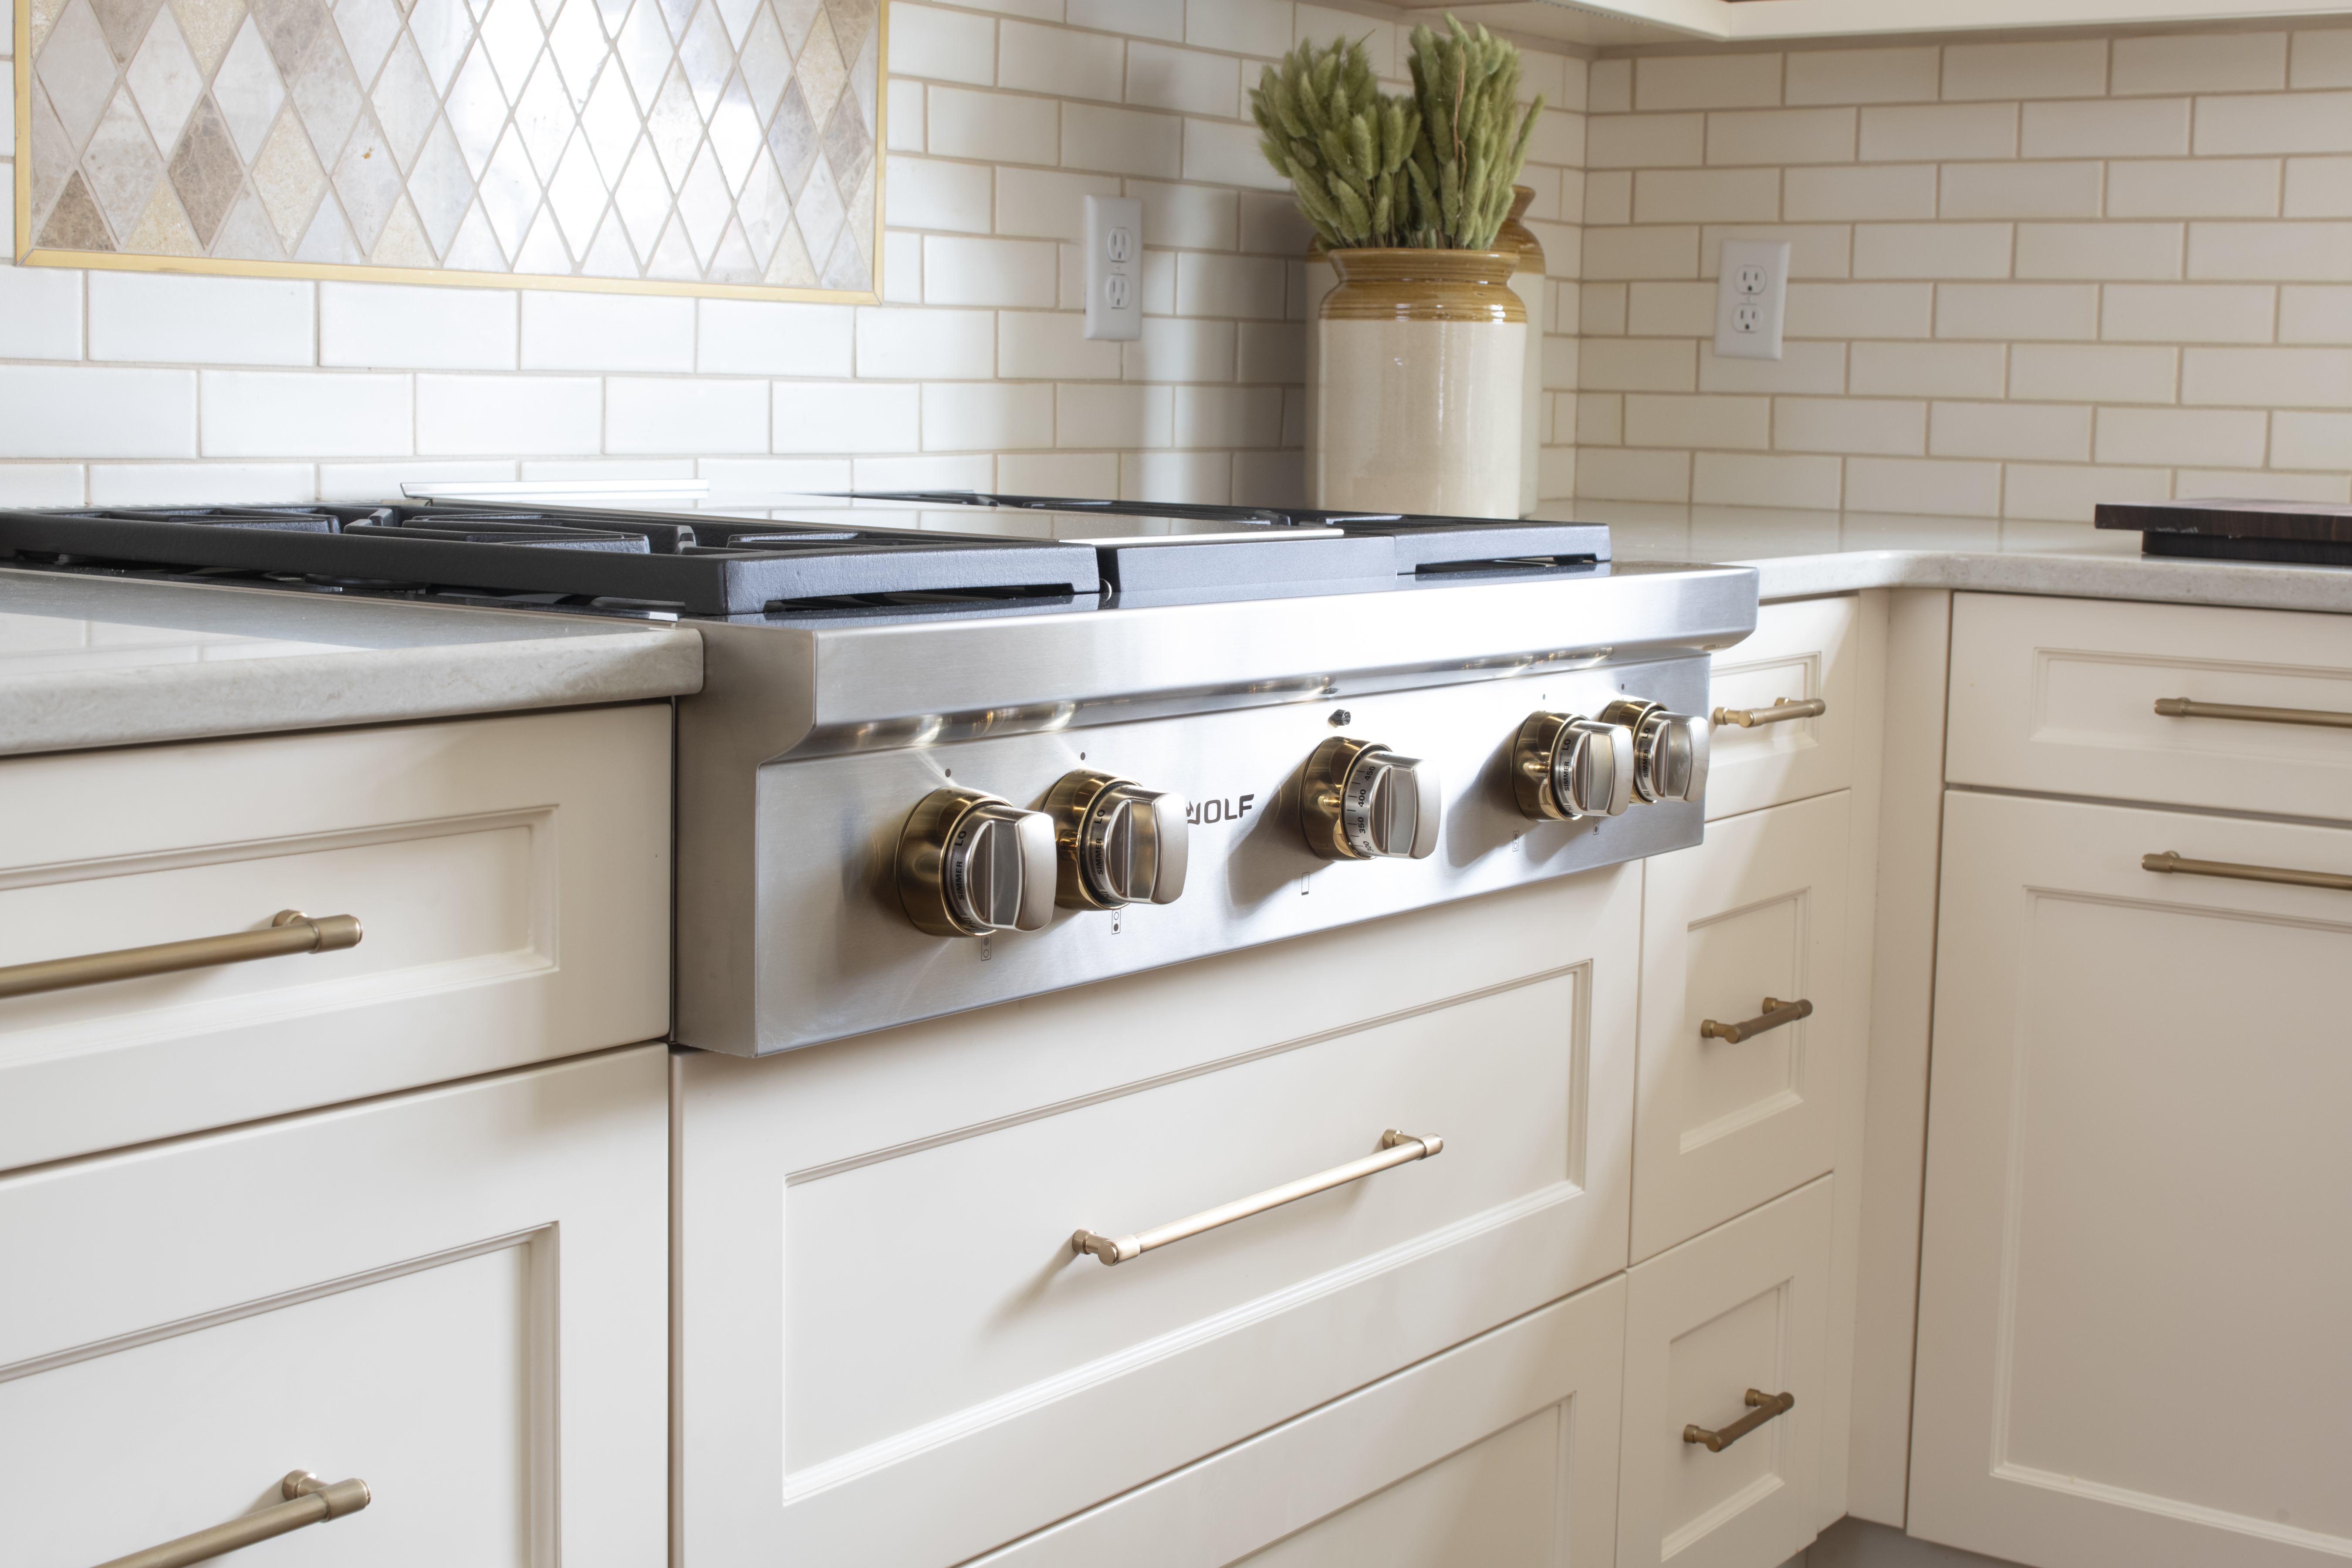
[17,0,880,294]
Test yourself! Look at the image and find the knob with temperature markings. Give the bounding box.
[1511,712,1636,821]
[1301,736,1441,861]
[896,787,1058,938]
[1044,770,1190,909]
[1600,699,1711,804]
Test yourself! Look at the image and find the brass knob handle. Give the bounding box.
[93,1470,371,1568]
[1684,1389,1795,1453]
[1700,996,1812,1043]
[1301,736,1440,862]
[1045,770,1191,909]
[1511,711,1635,821]
[1601,699,1711,804]
[1713,696,1826,728]
[896,787,1058,937]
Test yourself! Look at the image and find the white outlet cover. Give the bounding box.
[1713,238,1789,361]
[1084,195,1143,341]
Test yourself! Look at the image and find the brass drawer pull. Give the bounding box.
[2142,851,2352,894]
[1684,1389,1795,1453]
[0,910,363,1002]
[1073,1129,1442,1267]
[2155,696,2352,731]
[1711,697,1825,729]
[94,1470,371,1568]
[1700,997,1813,1044]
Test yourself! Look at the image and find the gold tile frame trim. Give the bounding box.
[10,0,885,302]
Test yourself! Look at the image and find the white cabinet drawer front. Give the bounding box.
[1913,791,2352,1568]
[1620,1176,1832,1568]
[0,706,670,1169]
[1705,595,1859,821]
[677,868,1639,1568]
[1947,592,2352,818]
[1634,791,1853,1261]
[972,1276,1625,1568]
[0,1047,667,1568]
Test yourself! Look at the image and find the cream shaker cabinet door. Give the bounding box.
[1703,595,1859,822]
[1618,1176,1832,1568]
[1911,791,2352,1568]
[1632,791,1852,1262]
[0,1047,668,1568]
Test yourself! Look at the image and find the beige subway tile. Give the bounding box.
[1693,451,1844,508]
[1624,392,1772,449]
[1062,102,1182,178]
[2017,222,2184,280]
[2267,408,2352,467]
[2107,158,2281,218]
[2182,344,2352,405]
[1591,57,1633,114]
[1774,395,1926,454]
[1001,19,1123,101]
[1528,108,1587,168]
[2177,464,2347,499]
[1588,113,1705,169]
[1784,163,1935,222]
[2113,31,2286,95]
[1699,340,1847,393]
[1581,282,1630,335]
[1637,52,1782,111]
[1581,336,1699,391]
[1786,281,1933,338]
[1583,225,1702,280]
[892,3,998,85]
[2281,284,2352,341]
[1633,168,1781,224]
[1851,340,2007,398]
[1520,49,1573,110]
[1576,446,1690,501]
[1854,223,2014,280]
[2284,156,2352,216]
[1577,392,1624,445]
[1945,39,2108,100]
[2195,91,2352,155]
[2021,98,2190,158]
[2102,282,2278,341]
[1935,281,2097,339]
[2009,343,2178,403]
[1131,179,1239,249]
[997,168,1122,240]
[2187,221,2352,280]
[2290,28,2352,88]
[1700,224,1853,279]
[1931,399,2092,461]
[1846,455,2003,515]
[1544,335,1582,392]
[2096,405,2269,466]
[929,85,1060,164]
[1705,106,1855,166]
[1784,46,1939,106]
[2003,462,2172,521]
[1183,0,1291,60]
[1940,162,2103,220]
[1585,170,1634,226]
[1861,103,2017,162]
[1627,280,1718,336]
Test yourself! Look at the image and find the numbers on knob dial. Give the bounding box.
[1044,770,1190,910]
[1301,736,1441,862]
[896,787,1058,938]
[1511,711,1635,821]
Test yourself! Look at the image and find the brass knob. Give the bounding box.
[1511,712,1635,821]
[1044,770,1190,909]
[896,786,1058,937]
[1301,735,1441,861]
[1600,699,1711,804]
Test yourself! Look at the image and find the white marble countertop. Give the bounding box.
[0,570,704,757]
[1537,501,2352,613]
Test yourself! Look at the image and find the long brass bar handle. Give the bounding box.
[1073,1129,1442,1267]
[2142,851,2352,894]
[1700,997,1813,1044]
[1684,1389,1795,1453]
[93,1470,371,1568]
[1711,697,1826,729]
[0,910,362,1002]
[2155,696,2352,731]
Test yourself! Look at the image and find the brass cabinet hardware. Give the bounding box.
[94,1470,371,1568]
[2141,850,2352,893]
[1684,1389,1796,1453]
[1700,997,1814,1044]
[2154,696,2352,731]
[0,910,363,1002]
[1073,1129,1443,1267]
[1712,697,1827,729]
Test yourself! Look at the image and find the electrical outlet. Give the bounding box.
[1084,195,1142,341]
[1713,239,1789,361]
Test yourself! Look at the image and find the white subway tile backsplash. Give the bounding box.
[2280,285,2352,342]
[1784,47,1939,107]
[1930,399,2092,461]
[1121,448,1230,501]
[1058,382,1173,446]
[2269,408,2352,466]
[88,274,313,366]
[1131,179,1238,249]
[1633,168,1779,224]
[1693,450,1843,508]
[2290,27,2352,88]
[854,453,997,490]
[2103,282,2277,341]
[1234,447,1307,505]
[416,374,599,454]
[2002,460,2170,520]
[999,310,1123,377]
[2112,31,2286,95]
[520,292,694,372]
[1623,392,1771,449]
[1122,317,1235,381]
[1785,281,1933,338]
[1064,101,1183,177]
[1700,223,1852,279]
[1175,252,1285,318]
[88,463,316,504]
[1943,39,2108,101]
[2284,156,2352,216]
[2016,222,2184,280]
[1582,167,1634,227]
[857,306,996,378]
[1935,282,2099,340]
[695,458,852,494]
[2096,405,2270,466]
[774,381,919,450]
[1576,392,1624,445]
[1127,41,1238,116]
[2176,464,2345,499]
[1698,339,1847,393]
[1861,103,2017,162]
[320,283,517,370]
[1851,340,2006,398]
[1528,110,1586,170]
[0,267,83,359]
[891,2,998,84]
[924,381,1055,448]
[2182,344,2352,406]
[1940,161,2102,219]
[1637,53,1781,112]
[2022,98,2190,159]
[2188,220,2352,280]
[1240,191,1312,254]
[1000,451,1122,494]
[929,85,1061,164]
[1583,225,1700,280]
[1853,223,2013,279]
[2008,342,2178,402]
[318,461,512,500]
[1626,281,1719,337]
[1236,321,1304,384]
[0,465,90,504]
[991,168,1118,240]
[923,235,1059,306]
[605,377,768,453]
[1174,384,1282,447]
[202,371,406,457]
[885,155,994,232]
[1000,18,1122,100]
[1181,117,1289,189]
[1587,113,1705,170]
[1590,58,1633,115]
[1071,0,1178,40]
[2106,158,2282,218]
[1184,0,1290,60]
[1581,337,1699,392]
[1705,107,1856,167]
[1774,395,1926,454]
[1783,163,1935,222]
[698,301,856,377]
[1575,446,1691,502]
[1845,455,2001,515]
[888,79,924,151]
[1581,282,1629,335]
[2195,91,2352,155]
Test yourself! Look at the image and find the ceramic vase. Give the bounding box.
[1497,187,1548,517]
